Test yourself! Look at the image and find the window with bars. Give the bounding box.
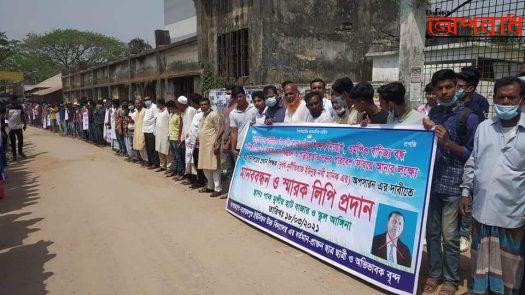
[217,28,249,79]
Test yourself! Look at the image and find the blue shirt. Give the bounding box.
[429,104,481,195]
[461,115,525,228]
[264,98,286,123]
[471,92,489,118]
[463,98,486,122]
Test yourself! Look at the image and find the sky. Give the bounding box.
[0,0,164,44]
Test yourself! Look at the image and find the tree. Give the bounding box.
[128,37,152,54]
[24,29,128,73]
[0,32,21,71]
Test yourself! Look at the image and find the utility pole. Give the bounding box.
[398,0,426,108]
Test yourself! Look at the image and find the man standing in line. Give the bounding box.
[132,98,148,165]
[262,85,286,125]
[460,76,525,295]
[143,97,160,169]
[455,68,488,253]
[229,86,257,158]
[154,99,171,173]
[88,100,96,142]
[331,77,362,125]
[123,103,136,161]
[221,85,236,182]
[197,97,224,198]
[283,82,309,123]
[417,83,437,116]
[303,92,333,123]
[460,66,489,117]
[7,95,27,160]
[251,91,267,124]
[183,94,206,188]
[309,78,335,116]
[377,82,425,125]
[94,100,106,146]
[167,100,184,179]
[350,82,389,124]
[49,104,58,133]
[179,95,196,178]
[456,68,487,121]
[421,69,481,295]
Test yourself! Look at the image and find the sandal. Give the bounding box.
[198,188,213,193]
[438,284,457,295]
[423,278,440,294]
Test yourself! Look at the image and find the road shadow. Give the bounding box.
[0,139,55,295]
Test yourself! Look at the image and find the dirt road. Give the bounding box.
[0,127,468,294]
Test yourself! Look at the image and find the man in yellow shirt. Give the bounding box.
[167,100,184,180]
[49,104,58,133]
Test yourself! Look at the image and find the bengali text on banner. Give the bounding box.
[226,124,437,295]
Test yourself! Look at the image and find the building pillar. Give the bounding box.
[398,0,426,108]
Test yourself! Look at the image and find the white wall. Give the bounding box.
[371,54,399,82]
[164,16,197,42]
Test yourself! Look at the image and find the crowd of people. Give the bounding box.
[3,62,525,295]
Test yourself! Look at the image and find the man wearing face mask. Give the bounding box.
[457,68,488,120]
[377,82,424,125]
[421,69,481,295]
[310,78,335,116]
[142,97,160,169]
[459,76,525,295]
[331,77,363,125]
[262,85,285,125]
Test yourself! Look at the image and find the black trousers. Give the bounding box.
[144,132,160,167]
[192,147,206,185]
[9,129,24,157]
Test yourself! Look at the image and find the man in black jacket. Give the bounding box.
[371,211,412,267]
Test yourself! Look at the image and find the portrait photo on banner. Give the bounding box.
[370,204,417,270]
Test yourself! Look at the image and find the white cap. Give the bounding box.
[177,95,188,105]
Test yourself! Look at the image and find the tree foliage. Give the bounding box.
[24,29,128,73]
[200,63,224,95]
[128,37,152,54]
[0,32,22,71]
[0,29,129,84]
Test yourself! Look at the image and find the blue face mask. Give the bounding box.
[438,88,464,107]
[495,103,521,120]
[335,107,346,115]
[144,100,152,108]
[128,105,135,111]
[335,96,347,108]
[266,96,277,107]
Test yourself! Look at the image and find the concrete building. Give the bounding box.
[195,0,399,85]
[62,37,200,103]
[164,0,197,42]
[62,0,401,102]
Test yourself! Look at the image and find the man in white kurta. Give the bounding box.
[154,99,171,172]
[110,102,117,150]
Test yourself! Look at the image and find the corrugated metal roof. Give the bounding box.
[27,73,62,95]
[33,85,62,96]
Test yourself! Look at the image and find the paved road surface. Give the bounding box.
[0,127,469,294]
